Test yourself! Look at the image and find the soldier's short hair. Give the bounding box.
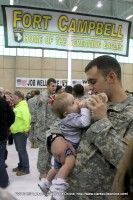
[47,78,56,86]
[85,55,121,81]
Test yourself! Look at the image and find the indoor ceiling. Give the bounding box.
[0,0,133,38]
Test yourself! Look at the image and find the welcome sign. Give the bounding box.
[2,5,131,56]
[16,77,88,88]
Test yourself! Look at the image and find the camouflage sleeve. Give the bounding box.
[86,118,128,168]
[46,118,62,137]
[28,99,38,122]
[36,93,48,126]
[46,118,62,153]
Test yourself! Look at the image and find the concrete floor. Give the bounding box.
[4,140,51,200]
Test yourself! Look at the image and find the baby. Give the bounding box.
[38,92,108,200]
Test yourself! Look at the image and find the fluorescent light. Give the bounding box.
[10,0,14,5]
[72,6,78,12]
[126,15,133,20]
[97,1,102,8]
[59,0,63,2]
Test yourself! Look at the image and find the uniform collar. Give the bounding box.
[108,94,133,112]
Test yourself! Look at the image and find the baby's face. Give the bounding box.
[65,94,80,114]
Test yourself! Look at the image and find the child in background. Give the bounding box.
[38,92,108,200]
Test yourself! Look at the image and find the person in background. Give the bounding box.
[26,92,32,101]
[28,89,40,148]
[30,90,35,98]
[10,91,31,176]
[47,55,133,200]
[0,87,15,188]
[55,85,64,94]
[36,78,57,180]
[5,90,14,108]
[84,84,92,98]
[64,85,73,94]
[72,84,84,100]
[5,90,14,145]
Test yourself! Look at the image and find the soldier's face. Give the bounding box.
[47,82,57,94]
[86,66,109,95]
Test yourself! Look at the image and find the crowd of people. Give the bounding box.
[0,55,133,200]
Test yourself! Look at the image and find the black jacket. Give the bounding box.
[0,97,15,141]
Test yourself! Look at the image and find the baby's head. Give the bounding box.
[51,93,80,119]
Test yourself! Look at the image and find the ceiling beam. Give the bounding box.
[87,0,108,14]
[76,0,82,6]
[42,0,53,8]
[119,6,133,17]
[61,1,69,10]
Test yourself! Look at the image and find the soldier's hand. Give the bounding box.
[51,137,76,165]
[87,94,107,121]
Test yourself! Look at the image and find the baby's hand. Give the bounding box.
[78,99,87,108]
[86,97,95,107]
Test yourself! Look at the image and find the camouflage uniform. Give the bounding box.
[36,92,57,174]
[47,95,133,200]
[28,95,38,147]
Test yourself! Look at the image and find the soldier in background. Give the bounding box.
[36,78,57,179]
[28,89,40,148]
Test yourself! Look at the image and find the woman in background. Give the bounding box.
[10,91,31,176]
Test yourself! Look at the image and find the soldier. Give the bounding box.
[28,89,40,148]
[36,78,57,179]
[46,55,133,200]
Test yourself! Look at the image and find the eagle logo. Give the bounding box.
[14,28,23,42]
